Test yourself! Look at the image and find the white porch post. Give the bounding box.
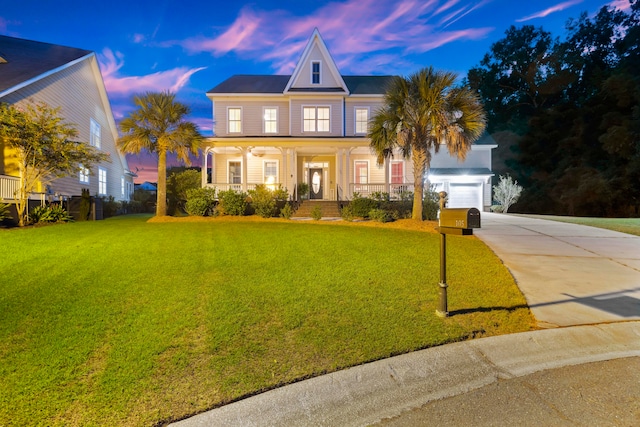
[240,147,249,192]
[201,147,209,187]
[345,148,351,199]
[335,148,342,200]
[384,156,390,194]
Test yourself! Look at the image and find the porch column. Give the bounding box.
[335,148,342,200]
[384,156,390,194]
[201,147,209,187]
[240,147,249,192]
[345,148,352,199]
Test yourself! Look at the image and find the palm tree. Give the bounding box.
[369,67,486,220]
[118,91,203,216]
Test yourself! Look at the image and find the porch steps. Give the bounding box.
[293,200,342,218]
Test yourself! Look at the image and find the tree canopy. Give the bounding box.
[468,1,640,216]
[0,101,109,226]
[369,66,486,220]
[118,91,203,217]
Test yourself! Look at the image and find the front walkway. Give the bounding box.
[475,213,640,328]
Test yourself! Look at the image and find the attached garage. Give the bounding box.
[448,183,482,209]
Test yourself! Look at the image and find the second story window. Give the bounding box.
[355,108,369,134]
[312,61,320,84]
[79,165,89,184]
[303,106,330,132]
[90,118,101,149]
[263,108,277,134]
[228,107,242,133]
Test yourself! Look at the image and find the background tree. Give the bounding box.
[118,92,203,217]
[167,168,201,214]
[369,67,486,220]
[0,101,109,226]
[492,175,523,213]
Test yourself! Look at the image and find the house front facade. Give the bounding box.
[204,29,495,210]
[0,36,134,209]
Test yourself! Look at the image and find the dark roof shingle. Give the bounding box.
[0,36,92,96]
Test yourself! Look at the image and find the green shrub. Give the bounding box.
[185,187,217,216]
[29,204,73,224]
[369,208,393,223]
[490,204,505,213]
[341,204,355,221]
[248,184,276,218]
[297,182,309,199]
[168,169,201,214]
[371,192,391,202]
[279,203,293,219]
[272,185,289,201]
[102,195,120,218]
[311,205,322,220]
[423,186,440,220]
[349,194,379,218]
[0,203,12,221]
[218,189,247,216]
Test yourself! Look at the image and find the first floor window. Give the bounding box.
[121,176,126,198]
[79,165,89,183]
[98,168,107,195]
[391,161,404,184]
[90,118,101,149]
[264,160,278,186]
[229,161,241,184]
[228,108,242,133]
[355,108,369,134]
[303,106,330,132]
[264,108,277,133]
[355,161,368,188]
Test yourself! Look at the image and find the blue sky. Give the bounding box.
[1,0,630,182]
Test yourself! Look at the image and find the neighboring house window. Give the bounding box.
[228,161,242,184]
[264,160,278,186]
[355,108,369,134]
[354,160,368,190]
[79,165,89,183]
[303,106,330,132]
[311,61,321,84]
[263,108,277,134]
[391,161,404,184]
[121,176,125,198]
[90,118,101,149]
[228,108,242,133]
[98,167,107,195]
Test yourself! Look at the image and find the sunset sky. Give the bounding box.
[1,0,629,182]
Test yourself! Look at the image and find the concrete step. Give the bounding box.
[293,201,342,217]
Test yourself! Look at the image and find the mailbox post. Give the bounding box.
[435,192,481,317]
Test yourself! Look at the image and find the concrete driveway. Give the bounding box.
[475,213,640,328]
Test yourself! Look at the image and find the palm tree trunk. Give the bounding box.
[411,146,427,220]
[156,150,167,216]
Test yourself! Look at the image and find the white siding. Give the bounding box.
[213,99,289,137]
[1,56,132,200]
[290,98,343,136]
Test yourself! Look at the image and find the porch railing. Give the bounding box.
[347,183,415,200]
[204,183,282,194]
[0,175,19,201]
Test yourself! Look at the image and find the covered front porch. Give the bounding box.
[201,141,415,201]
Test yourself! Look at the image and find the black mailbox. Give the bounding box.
[438,208,481,235]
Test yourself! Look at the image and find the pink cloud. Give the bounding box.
[97,48,206,97]
[171,0,493,75]
[608,0,631,11]
[516,0,583,22]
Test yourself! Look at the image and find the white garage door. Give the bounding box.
[448,183,482,209]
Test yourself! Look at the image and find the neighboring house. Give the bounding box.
[204,29,495,210]
[0,35,134,208]
[135,181,157,194]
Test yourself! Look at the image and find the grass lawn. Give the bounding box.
[522,215,640,236]
[0,215,534,426]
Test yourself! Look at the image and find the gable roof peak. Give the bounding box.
[283,29,349,94]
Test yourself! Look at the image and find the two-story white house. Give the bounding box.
[203,29,495,210]
[0,35,134,212]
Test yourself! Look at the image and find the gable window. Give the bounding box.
[228,161,242,184]
[354,160,369,191]
[355,108,369,134]
[311,61,321,84]
[303,106,330,132]
[391,161,404,184]
[228,107,242,133]
[264,160,278,188]
[90,118,101,149]
[79,165,89,183]
[263,108,277,134]
[98,167,107,195]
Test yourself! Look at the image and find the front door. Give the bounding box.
[309,168,323,199]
